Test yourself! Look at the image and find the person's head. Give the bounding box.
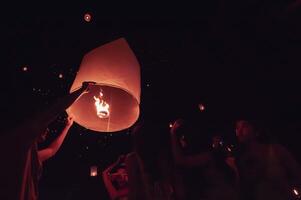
[111,167,128,187]
[235,120,259,144]
[212,135,223,149]
[37,128,50,143]
[130,118,172,180]
[131,119,170,154]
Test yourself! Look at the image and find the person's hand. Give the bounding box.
[170,119,183,135]
[81,81,96,93]
[66,116,74,127]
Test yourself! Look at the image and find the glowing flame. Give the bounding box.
[94,92,110,118]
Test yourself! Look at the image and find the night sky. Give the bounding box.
[1,1,301,199]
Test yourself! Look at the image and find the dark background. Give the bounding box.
[1,1,301,199]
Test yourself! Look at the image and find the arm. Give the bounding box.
[170,131,211,167]
[225,156,240,186]
[102,164,119,200]
[170,120,211,167]
[38,116,74,162]
[125,152,150,200]
[26,82,92,143]
[103,156,128,200]
[276,144,301,186]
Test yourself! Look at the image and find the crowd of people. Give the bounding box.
[103,118,301,200]
[1,81,300,200]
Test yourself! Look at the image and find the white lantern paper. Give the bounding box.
[67,38,141,132]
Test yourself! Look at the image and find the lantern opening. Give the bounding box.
[94,91,110,118]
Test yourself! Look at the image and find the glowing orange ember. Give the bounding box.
[94,92,110,118]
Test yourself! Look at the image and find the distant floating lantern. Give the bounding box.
[84,13,91,22]
[22,66,28,71]
[90,166,98,177]
[67,38,141,132]
[198,103,205,112]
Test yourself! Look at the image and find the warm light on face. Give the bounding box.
[94,92,110,118]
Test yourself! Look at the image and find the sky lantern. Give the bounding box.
[90,166,98,177]
[84,13,92,22]
[198,103,205,112]
[67,38,141,132]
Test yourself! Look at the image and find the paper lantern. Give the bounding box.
[84,13,92,22]
[67,38,140,132]
[90,166,98,177]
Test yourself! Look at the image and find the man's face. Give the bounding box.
[235,120,256,143]
[112,168,128,186]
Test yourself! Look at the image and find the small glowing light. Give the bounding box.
[59,73,63,79]
[198,103,205,111]
[90,166,98,177]
[227,147,232,152]
[22,66,28,71]
[293,188,299,196]
[94,92,110,118]
[86,146,89,150]
[146,83,150,87]
[84,13,92,22]
[169,123,173,128]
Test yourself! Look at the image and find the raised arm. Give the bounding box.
[125,152,151,200]
[102,155,128,200]
[38,116,74,162]
[170,120,212,167]
[25,82,93,143]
